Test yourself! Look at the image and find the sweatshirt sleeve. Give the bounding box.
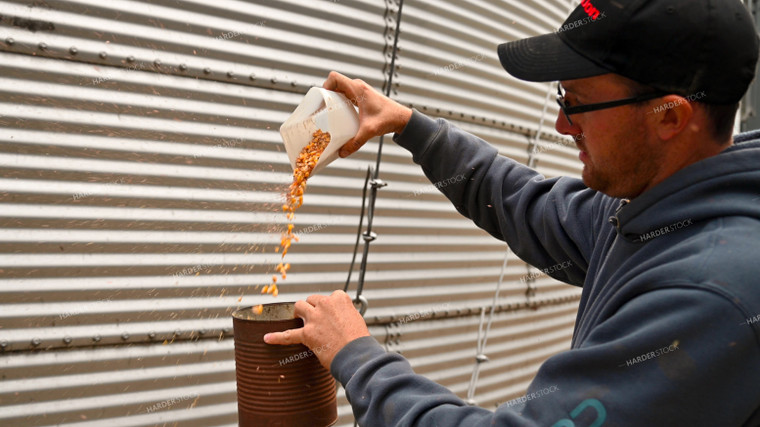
[331,287,760,427]
[393,110,608,286]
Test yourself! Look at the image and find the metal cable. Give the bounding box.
[464,82,555,406]
[344,0,405,318]
[349,2,405,425]
[344,166,372,293]
[465,0,576,404]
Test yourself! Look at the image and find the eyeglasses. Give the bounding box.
[556,83,666,125]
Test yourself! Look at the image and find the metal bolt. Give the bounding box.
[121,332,130,341]
[31,338,41,346]
[148,331,156,339]
[203,68,211,74]
[38,42,47,51]
[126,56,135,63]
[249,73,256,81]
[154,59,161,67]
[92,335,101,342]
[199,329,207,335]
[0,340,8,349]
[179,63,187,71]
[63,336,72,344]
[69,47,78,55]
[173,329,181,336]
[270,77,277,84]
[362,231,378,242]
[99,51,107,59]
[291,81,297,87]
[5,37,14,46]
[475,354,489,364]
[227,71,235,78]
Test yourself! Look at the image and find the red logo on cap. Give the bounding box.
[581,0,601,20]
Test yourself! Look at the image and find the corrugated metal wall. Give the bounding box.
[0,0,582,425]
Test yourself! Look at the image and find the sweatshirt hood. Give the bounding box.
[612,130,760,243]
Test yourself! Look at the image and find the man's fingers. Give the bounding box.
[339,128,373,157]
[263,327,304,345]
[330,290,352,303]
[339,138,359,158]
[323,71,361,103]
[322,71,342,90]
[305,294,329,306]
[294,299,316,320]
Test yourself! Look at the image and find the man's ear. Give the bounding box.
[650,95,693,141]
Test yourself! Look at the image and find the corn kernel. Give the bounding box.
[269,129,331,297]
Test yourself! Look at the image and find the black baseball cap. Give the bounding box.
[498,0,759,104]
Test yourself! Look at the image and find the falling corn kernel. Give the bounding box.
[253,304,263,315]
[269,129,331,296]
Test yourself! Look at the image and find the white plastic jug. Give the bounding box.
[279,87,360,176]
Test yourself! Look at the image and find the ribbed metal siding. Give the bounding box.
[0,0,581,425]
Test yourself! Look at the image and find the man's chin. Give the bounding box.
[582,169,610,195]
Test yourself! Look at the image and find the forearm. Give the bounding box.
[332,337,495,427]
[393,111,598,285]
[331,290,760,427]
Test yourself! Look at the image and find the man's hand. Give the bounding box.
[263,290,370,371]
[322,71,413,158]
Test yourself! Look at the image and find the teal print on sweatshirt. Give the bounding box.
[551,398,607,427]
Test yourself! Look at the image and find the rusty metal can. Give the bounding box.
[232,302,337,427]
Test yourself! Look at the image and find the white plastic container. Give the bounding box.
[279,87,360,176]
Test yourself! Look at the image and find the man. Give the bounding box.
[266,0,760,425]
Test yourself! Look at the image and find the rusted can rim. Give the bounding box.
[233,302,297,323]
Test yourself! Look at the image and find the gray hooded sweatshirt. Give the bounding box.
[330,111,760,426]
